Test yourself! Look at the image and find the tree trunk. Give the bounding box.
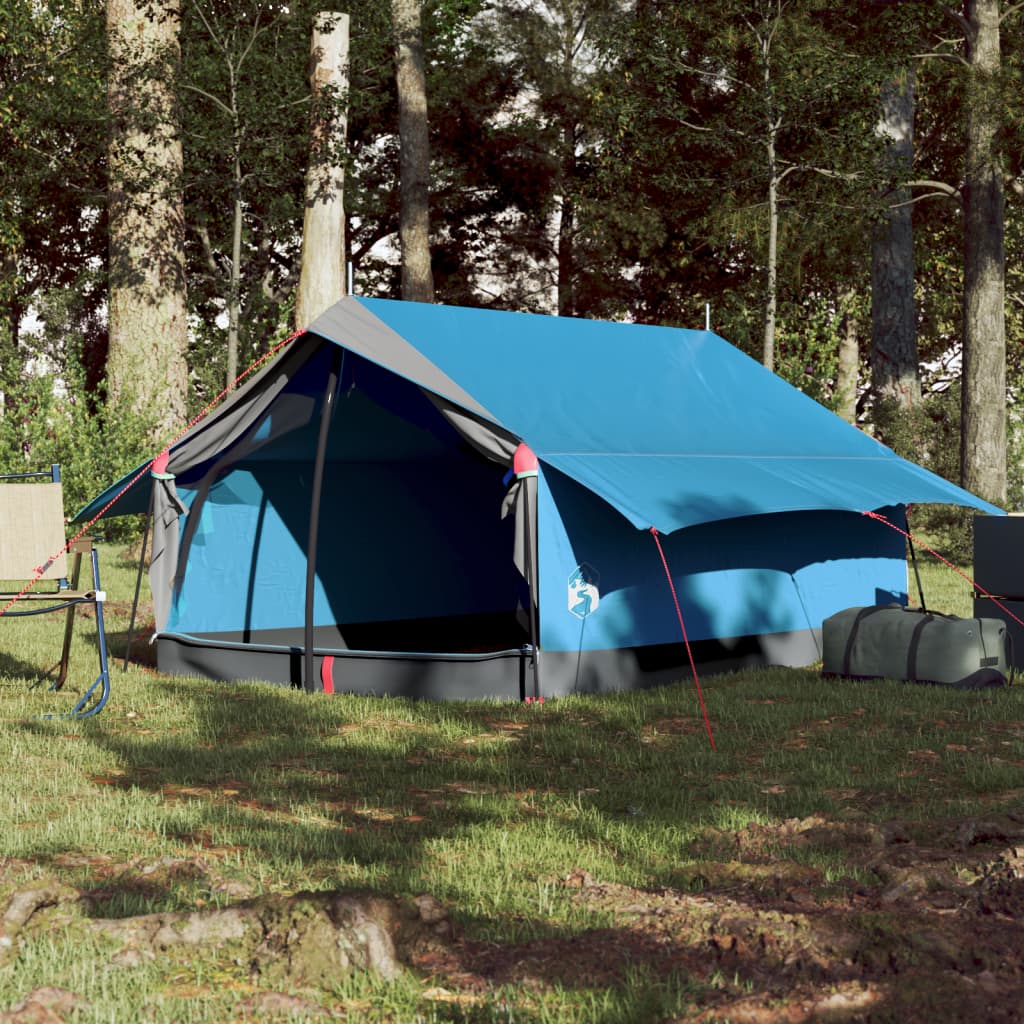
[870,68,921,411]
[557,120,576,317]
[0,882,454,988]
[758,8,779,374]
[106,0,189,445]
[392,0,434,303]
[227,143,243,385]
[836,292,860,425]
[296,12,350,331]
[960,0,1006,505]
[763,124,779,373]
[556,12,578,319]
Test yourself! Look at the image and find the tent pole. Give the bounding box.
[523,477,541,700]
[304,347,343,693]
[908,534,928,614]
[122,488,154,672]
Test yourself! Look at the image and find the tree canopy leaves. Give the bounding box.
[2,0,1023,501]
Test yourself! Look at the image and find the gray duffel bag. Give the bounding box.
[822,605,1011,688]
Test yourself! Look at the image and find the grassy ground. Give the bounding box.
[0,544,1021,1022]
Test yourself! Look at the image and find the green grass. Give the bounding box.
[0,543,1021,1021]
[908,544,975,618]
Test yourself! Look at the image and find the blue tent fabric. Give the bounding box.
[308,297,1001,532]
[80,295,1002,531]
[75,297,1003,700]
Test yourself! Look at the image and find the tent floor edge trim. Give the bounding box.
[153,627,821,702]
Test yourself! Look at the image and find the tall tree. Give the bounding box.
[870,67,921,410]
[179,1,317,392]
[589,0,879,358]
[836,289,862,424]
[479,0,624,317]
[753,0,784,370]
[392,0,433,302]
[958,0,1006,504]
[106,0,189,444]
[295,11,350,331]
[712,0,877,372]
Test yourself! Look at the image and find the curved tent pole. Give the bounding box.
[304,346,344,693]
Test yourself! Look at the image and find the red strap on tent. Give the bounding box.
[321,655,335,694]
[863,510,1024,631]
[0,330,304,619]
[649,527,716,751]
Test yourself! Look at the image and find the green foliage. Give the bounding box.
[872,391,976,563]
[177,0,555,344]
[415,0,558,309]
[581,0,886,338]
[179,1,321,371]
[0,377,149,541]
[873,393,961,488]
[1007,365,1024,515]
[0,0,107,319]
[769,291,869,408]
[0,291,150,540]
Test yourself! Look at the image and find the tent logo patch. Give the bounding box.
[568,564,600,619]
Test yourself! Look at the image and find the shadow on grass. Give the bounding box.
[16,677,555,891]
[14,672,1020,1021]
[0,650,53,683]
[6,678,737,1019]
[9,669,934,887]
[11,686,695,902]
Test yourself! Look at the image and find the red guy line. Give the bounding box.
[649,527,717,751]
[862,509,1024,631]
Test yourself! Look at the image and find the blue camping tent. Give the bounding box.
[79,297,1002,699]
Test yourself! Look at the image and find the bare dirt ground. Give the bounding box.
[429,811,1024,1023]
[2,810,1023,1022]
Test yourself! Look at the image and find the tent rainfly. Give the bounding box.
[77,297,1003,700]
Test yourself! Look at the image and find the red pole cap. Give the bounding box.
[151,449,171,476]
[513,443,538,477]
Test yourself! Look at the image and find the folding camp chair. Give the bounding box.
[0,465,111,717]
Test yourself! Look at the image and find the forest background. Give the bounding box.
[1,0,1022,536]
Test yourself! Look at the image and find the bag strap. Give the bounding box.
[906,613,934,683]
[842,605,889,676]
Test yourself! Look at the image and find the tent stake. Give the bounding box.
[304,346,343,693]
